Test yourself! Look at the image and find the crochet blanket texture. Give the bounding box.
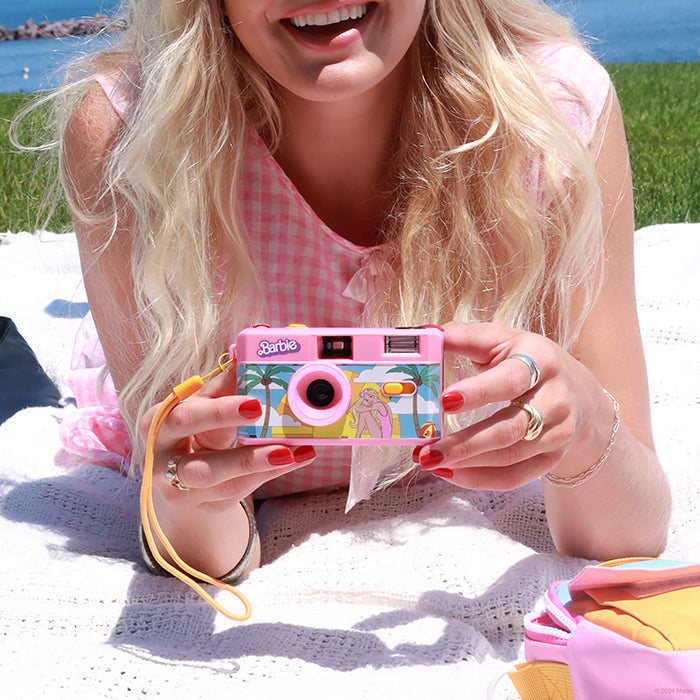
[0,224,698,698]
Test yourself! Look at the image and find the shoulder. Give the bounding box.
[65,79,124,143]
[62,81,125,214]
[529,42,612,141]
[63,59,139,186]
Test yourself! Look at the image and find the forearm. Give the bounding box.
[150,489,260,579]
[544,420,671,560]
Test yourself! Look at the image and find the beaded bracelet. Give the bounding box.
[543,390,620,488]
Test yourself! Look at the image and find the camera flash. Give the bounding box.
[385,335,419,354]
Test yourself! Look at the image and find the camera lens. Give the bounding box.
[305,379,335,408]
[288,364,351,426]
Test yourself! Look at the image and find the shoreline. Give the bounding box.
[0,14,124,41]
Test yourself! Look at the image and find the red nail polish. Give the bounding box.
[239,398,262,419]
[268,447,294,466]
[432,467,454,480]
[293,445,317,463]
[442,391,464,412]
[411,446,422,463]
[419,449,445,469]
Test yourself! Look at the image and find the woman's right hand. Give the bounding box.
[138,367,316,578]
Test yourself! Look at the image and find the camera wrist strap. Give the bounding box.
[140,355,253,621]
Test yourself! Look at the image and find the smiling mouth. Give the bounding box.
[284,3,375,35]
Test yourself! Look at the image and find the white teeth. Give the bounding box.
[289,3,369,28]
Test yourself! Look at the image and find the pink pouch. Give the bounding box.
[510,559,700,700]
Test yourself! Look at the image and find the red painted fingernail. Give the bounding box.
[419,449,445,469]
[293,445,317,463]
[239,398,262,419]
[268,447,294,466]
[412,446,423,463]
[432,467,454,480]
[442,391,464,412]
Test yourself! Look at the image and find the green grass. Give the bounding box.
[607,62,700,227]
[0,92,71,232]
[1,61,699,231]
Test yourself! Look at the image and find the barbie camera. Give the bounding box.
[234,325,443,445]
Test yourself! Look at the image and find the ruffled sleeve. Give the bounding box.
[60,313,132,472]
[95,71,138,124]
[532,42,612,142]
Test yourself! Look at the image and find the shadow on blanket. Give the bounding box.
[1,453,561,674]
[105,555,549,670]
[1,466,141,562]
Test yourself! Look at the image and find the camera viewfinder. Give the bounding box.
[320,336,353,358]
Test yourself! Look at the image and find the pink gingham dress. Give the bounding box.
[61,43,611,497]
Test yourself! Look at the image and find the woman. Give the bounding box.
[56,0,671,583]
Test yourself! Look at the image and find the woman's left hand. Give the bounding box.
[414,320,615,491]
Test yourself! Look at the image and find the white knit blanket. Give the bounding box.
[1,225,699,699]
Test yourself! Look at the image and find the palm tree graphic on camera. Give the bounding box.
[239,365,294,438]
[386,364,441,436]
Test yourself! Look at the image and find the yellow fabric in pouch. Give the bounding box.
[572,584,700,651]
[508,661,574,700]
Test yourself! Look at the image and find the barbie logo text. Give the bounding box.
[257,338,300,358]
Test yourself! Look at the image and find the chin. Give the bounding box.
[282,55,405,105]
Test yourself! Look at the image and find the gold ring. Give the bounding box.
[511,401,544,441]
[166,456,190,491]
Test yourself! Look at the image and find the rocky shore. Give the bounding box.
[0,14,125,41]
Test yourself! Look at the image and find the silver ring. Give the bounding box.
[166,456,190,491]
[508,354,541,390]
[511,401,544,441]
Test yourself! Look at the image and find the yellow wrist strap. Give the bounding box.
[139,358,253,622]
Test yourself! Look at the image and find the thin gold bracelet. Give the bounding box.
[544,390,620,488]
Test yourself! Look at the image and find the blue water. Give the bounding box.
[0,0,698,92]
[0,34,116,92]
[549,0,700,63]
[0,1,121,28]
[0,0,121,92]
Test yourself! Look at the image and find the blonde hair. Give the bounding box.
[381,0,604,335]
[49,0,605,461]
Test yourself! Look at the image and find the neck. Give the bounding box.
[273,72,405,248]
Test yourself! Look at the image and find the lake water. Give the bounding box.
[0,0,698,92]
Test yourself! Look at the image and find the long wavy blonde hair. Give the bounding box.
[47,0,605,460]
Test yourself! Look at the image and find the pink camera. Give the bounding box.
[233,325,443,445]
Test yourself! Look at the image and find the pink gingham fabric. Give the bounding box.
[531,42,611,141]
[60,312,132,472]
[94,72,136,124]
[62,42,611,497]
